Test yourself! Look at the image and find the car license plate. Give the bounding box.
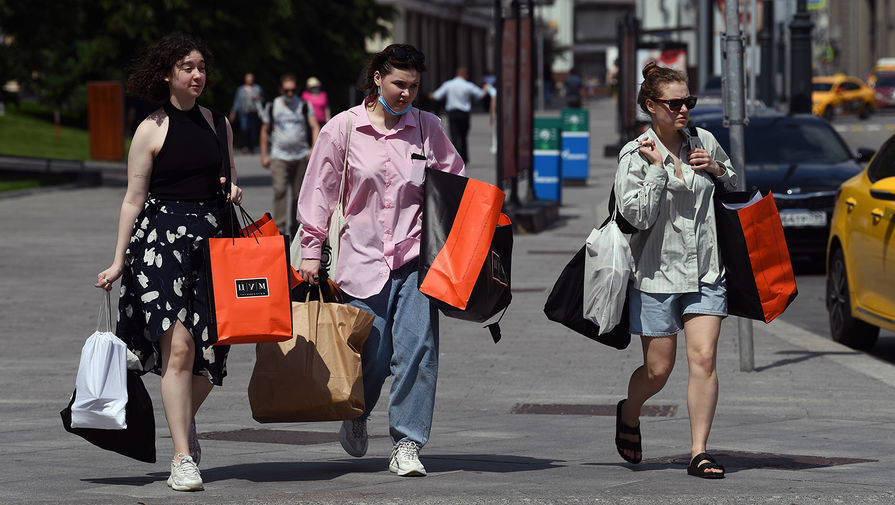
[779,210,827,227]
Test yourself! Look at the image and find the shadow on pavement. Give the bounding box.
[76,455,566,486]
[753,349,861,372]
[81,472,168,487]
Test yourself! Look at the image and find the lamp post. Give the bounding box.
[789,0,814,114]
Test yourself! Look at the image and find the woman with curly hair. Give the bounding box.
[297,43,464,476]
[95,33,242,492]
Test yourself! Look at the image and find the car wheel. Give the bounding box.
[823,106,833,121]
[859,102,873,119]
[826,247,879,350]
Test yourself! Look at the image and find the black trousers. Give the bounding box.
[447,109,471,163]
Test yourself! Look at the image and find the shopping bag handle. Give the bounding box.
[96,289,113,334]
[295,279,344,304]
[223,203,263,244]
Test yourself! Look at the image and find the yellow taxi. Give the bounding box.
[812,74,875,120]
[826,134,895,350]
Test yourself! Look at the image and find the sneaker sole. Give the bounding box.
[166,478,204,492]
[388,463,426,477]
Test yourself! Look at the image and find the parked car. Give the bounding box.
[693,112,870,261]
[687,96,769,125]
[869,71,895,108]
[826,133,895,350]
[811,74,875,120]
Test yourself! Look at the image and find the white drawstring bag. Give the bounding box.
[70,290,128,429]
[583,219,634,333]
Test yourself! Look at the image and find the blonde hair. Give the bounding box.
[636,62,688,114]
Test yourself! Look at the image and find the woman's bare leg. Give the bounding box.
[683,313,722,474]
[619,334,677,461]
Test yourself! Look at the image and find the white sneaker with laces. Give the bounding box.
[167,453,203,491]
[188,419,201,465]
[339,418,368,457]
[389,440,426,477]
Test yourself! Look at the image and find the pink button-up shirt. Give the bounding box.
[297,103,465,299]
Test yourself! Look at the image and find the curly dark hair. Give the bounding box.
[361,43,427,98]
[636,62,688,114]
[126,33,213,102]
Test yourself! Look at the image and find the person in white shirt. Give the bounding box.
[429,67,489,163]
[260,74,320,236]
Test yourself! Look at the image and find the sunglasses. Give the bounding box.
[282,88,297,95]
[653,96,697,111]
[391,46,425,66]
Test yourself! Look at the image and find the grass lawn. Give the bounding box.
[0,108,92,160]
[0,174,70,193]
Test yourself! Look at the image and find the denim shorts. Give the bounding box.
[629,279,728,337]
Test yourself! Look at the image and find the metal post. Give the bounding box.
[698,0,711,91]
[536,3,545,111]
[723,0,754,372]
[748,0,758,115]
[495,0,503,190]
[759,0,775,106]
[511,0,521,206]
[789,0,813,114]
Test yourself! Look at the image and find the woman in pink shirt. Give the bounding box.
[301,76,331,124]
[297,44,464,477]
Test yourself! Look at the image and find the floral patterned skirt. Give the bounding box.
[116,198,230,386]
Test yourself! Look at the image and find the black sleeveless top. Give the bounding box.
[149,102,222,201]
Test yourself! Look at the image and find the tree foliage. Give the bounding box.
[0,0,393,119]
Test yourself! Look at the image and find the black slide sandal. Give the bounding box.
[614,399,642,464]
[687,452,725,479]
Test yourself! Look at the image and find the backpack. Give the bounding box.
[265,97,312,149]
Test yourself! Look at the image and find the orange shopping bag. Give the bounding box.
[204,230,294,346]
[239,212,279,238]
[238,211,303,289]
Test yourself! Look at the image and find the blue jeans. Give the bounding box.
[346,261,439,447]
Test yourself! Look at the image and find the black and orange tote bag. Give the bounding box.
[418,168,513,338]
[714,189,798,323]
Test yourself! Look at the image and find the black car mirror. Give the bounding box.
[857,147,876,162]
[869,177,895,201]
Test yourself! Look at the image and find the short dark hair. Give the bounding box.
[361,43,427,97]
[126,33,213,102]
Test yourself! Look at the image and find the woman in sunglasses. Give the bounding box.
[612,62,737,479]
[297,43,464,477]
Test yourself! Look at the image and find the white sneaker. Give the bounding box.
[188,419,201,465]
[339,418,368,457]
[167,453,203,491]
[389,440,426,477]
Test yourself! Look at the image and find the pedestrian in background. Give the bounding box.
[612,62,735,479]
[429,66,489,163]
[229,72,264,153]
[302,76,331,125]
[297,43,464,477]
[95,33,243,492]
[563,67,585,108]
[260,73,320,236]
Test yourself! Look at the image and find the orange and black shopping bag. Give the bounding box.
[418,168,513,342]
[238,211,303,289]
[204,211,294,346]
[239,212,278,238]
[714,189,798,323]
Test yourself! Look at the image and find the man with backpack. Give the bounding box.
[260,74,321,236]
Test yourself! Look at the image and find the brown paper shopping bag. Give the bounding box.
[247,281,374,422]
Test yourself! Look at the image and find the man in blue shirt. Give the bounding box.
[430,67,489,163]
